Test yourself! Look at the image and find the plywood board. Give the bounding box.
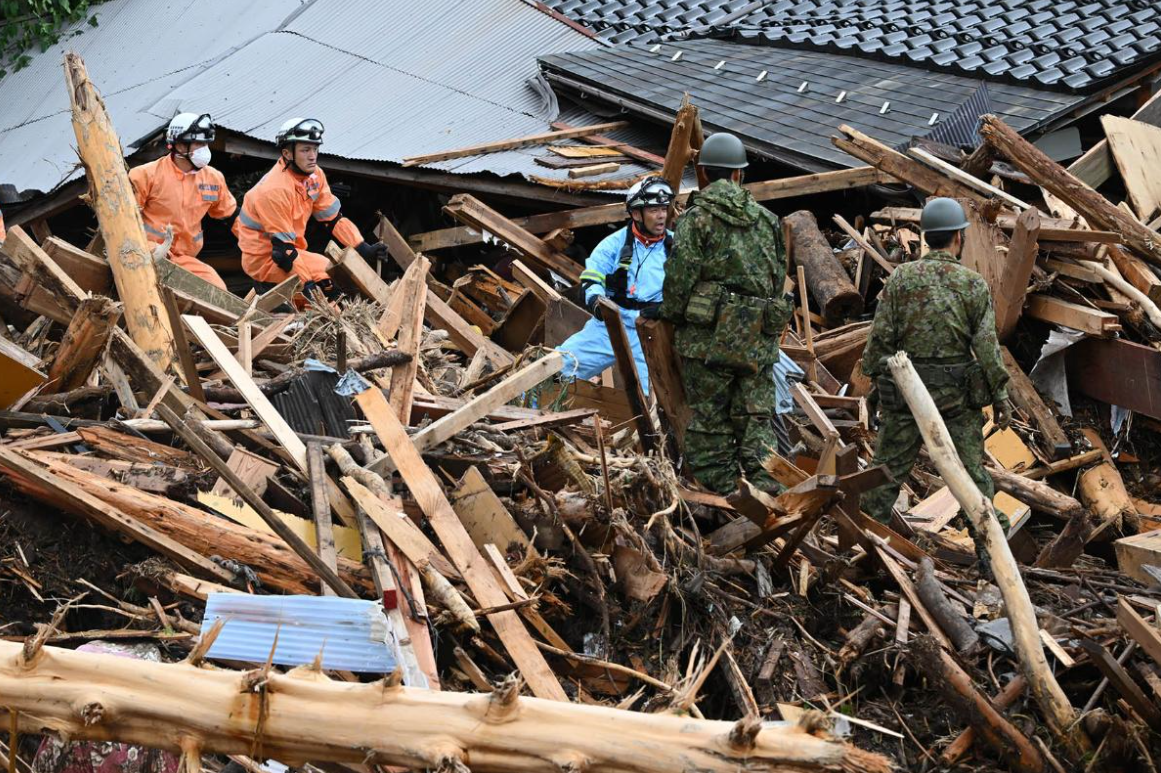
[1102,115,1161,222]
[450,466,532,554]
[1117,529,1161,586]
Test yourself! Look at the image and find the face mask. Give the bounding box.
[190,146,212,169]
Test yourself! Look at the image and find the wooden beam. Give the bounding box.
[64,53,176,372]
[402,121,628,167]
[329,246,390,303]
[410,166,891,253]
[980,113,1161,268]
[410,352,564,455]
[1107,245,1161,305]
[443,194,582,283]
[1025,295,1121,336]
[661,97,698,195]
[1117,596,1161,669]
[41,236,111,294]
[908,147,1030,209]
[635,317,688,447]
[3,225,87,304]
[354,386,569,701]
[833,125,984,201]
[1080,638,1161,731]
[307,442,339,597]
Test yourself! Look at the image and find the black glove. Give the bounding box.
[356,240,388,264]
[303,278,338,300]
[271,238,298,271]
[637,302,662,319]
[585,294,604,315]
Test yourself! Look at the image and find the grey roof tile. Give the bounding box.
[541,0,1161,93]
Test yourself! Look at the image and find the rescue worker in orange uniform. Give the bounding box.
[234,118,386,296]
[129,113,237,290]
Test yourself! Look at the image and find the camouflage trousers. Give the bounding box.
[863,406,1008,569]
[681,357,781,495]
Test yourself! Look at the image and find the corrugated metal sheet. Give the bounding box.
[541,39,1086,172]
[202,592,400,674]
[0,0,300,197]
[0,0,636,198]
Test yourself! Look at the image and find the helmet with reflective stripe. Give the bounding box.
[276,117,325,147]
[625,176,674,213]
[698,132,748,169]
[167,113,214,144]
[920,197,970,233]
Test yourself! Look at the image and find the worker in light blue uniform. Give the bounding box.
[558,177,675,395]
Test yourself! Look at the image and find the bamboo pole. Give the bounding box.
[886,351,1091,761]
[63,52,176,372]
[0,641,891,773]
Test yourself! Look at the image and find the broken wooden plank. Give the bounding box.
[410,352,564,456]
[1000,347,1070,459]
[388,256,429,422]
[1101,115,1161,222]
[1117,596,1161,669]
[354,385,568,701]
[597,298,657,453]
[636,317,688,447]
[1025,295,1121,336]
[1069,89,1161,188]
[1080,638,1161,731]
[549,120,666,166]
[307,442,339,597]
[995,209,1041,341]
[909,147,1030,209]
[568,162,620,179]
[329,246,390,303]
[402,121,629,167]
[443,194,582,283]
[450,466,533,554]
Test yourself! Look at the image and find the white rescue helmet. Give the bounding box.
[167,113,214,145]
[625,176,674,213]
[276,117,325,147]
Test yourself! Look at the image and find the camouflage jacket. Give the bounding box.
[660,180,788,369]
[862,249,1009,404]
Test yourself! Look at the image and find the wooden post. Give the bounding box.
[388,256,429,422]
[994,208,1040,341]
[597,298,658,453]
[886,351,1090,760]
[661,97,698,197]
[63,52,176,372]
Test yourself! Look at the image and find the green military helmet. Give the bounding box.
[920,197,969,233]
[698,132,748,169]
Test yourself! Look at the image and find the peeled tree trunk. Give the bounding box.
[0,642,891,773]
[64,52,176,373]
[886,351,1091,762]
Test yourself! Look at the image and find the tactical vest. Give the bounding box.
[603,227,672,309]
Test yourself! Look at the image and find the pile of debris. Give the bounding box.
[2,57,1161,773]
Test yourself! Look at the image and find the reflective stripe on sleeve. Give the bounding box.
[312,199,341,220]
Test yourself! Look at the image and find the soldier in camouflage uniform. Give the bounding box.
[658,133,793,495]
[861,198,1012,565]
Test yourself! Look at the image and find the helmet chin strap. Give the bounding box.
[282,144,312,176]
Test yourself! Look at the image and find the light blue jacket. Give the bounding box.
[580,226,672,310]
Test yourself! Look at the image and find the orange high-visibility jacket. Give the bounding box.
[129,155,236,258]
[0,210,6,243]
[234,159,362,282]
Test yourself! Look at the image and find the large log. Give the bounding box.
[979,114,1161,268]
[887,351,1090,760]
[989,467,1087,521]
[785,211,863,325]
[64,53,176,371]
[0,641,890,773]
